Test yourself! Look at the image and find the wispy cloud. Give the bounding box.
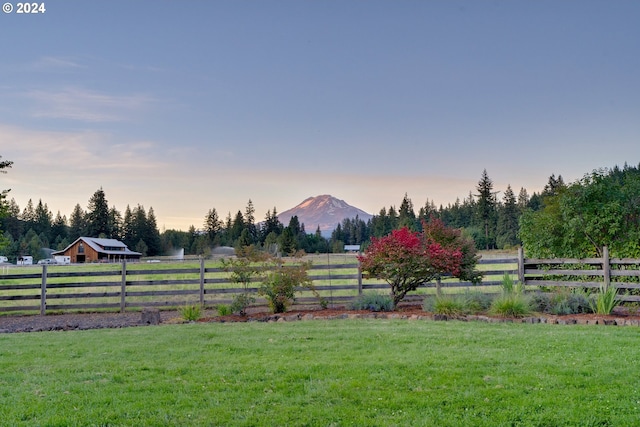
[26,87,155,122]
[0,125,166,173]
[31,56,85,70]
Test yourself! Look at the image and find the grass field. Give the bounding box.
[1,319,639,426]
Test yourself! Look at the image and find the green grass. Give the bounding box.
[1,320,640,426]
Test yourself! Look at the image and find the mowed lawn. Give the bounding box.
[1,320,640,426]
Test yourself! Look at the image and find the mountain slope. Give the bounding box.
[277,195,372,236]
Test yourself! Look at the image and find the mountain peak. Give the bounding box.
[278,195,372,236]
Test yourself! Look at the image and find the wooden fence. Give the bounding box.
[519,247,640,303]
[1,248,639,315]
[0,255,515,315]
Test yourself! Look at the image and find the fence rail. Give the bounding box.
[519,247,640,302]
[2,248,640,315]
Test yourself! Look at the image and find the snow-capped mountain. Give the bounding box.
[277,195,373,236]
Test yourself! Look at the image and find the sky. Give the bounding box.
[1,1,639,231]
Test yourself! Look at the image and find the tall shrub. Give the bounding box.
[358,221,481,307]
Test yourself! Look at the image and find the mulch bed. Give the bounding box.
[1,305,639,334]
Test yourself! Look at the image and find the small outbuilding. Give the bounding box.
[52,237,142,263]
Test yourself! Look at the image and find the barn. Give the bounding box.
[52,237,142,263]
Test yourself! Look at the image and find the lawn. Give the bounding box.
[2,319,639,426]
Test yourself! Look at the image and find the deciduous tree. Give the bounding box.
[358,223,480,306]
[520,165,640,258]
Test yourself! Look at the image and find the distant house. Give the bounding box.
[52,237,142,263]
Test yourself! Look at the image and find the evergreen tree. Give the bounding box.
[279,227,296,254]
[33,200,53,241]
[132,205,148,248]
[108,206,123,240]
[21,199,36,228]
[204,208,222,245]
[237,228,253,249]
[69,204,87,240]
[86,188,110,237]
[418,199,437,224]
[542,174,566,197]
[517,187,529,213]
[0,156,12,250]
[387,206,399,231]
[244,199,258,244]
[260,208,283,243]
[370,207,391,237]
[475,170,497,250]
[122,205,134,248]
[398,194,417,230]
[51,211,69,244]
[2,199,22,239]
[145,207,162,256]
[496,185,520,249]
[230,210,245,243]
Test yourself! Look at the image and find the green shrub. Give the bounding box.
[529,292,551,313]
[464,290,494,313]
[590,284,619,315]
[259,262,312,313]
[491,293,531,318]
[556,291,592,315]
[350,293,394,312]
[179,304,203,322]
[432,294,467,316]
[530,290,592,315]
[501,273,515,294]
[216,304,232,316]
[230,293,255,316]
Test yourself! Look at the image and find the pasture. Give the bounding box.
[1,319,639,426]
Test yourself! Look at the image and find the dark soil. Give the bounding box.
[1,305,639,334]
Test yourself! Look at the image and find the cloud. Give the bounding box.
[25,87,155,122]
[0,124,167,174]
[31,56,85,70]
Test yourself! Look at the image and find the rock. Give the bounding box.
[141,308,161,325]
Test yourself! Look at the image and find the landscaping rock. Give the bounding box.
[141,308,161,325]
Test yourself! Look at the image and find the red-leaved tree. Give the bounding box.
[422,217,482,293]
[358,220,480,307]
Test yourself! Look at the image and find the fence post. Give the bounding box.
[518,247,525,286]
[357,260,363,295]
[603,246,610,288]
[120,259,127,313]
[40,264,47,316]
[199,256,205,306]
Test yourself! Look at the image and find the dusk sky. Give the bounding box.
[2,1,639,231]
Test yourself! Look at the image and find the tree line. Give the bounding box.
[2,151,639,261]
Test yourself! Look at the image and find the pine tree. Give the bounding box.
[69,204,87,240]
[34,200,53,240]
[244,199,258,244]
[260,208,283,243]
[398,194,417,230]
[51,211,68,244]
[108,206,122,240]
[145,207,162,256]
[517,187,529,213]
[475,170,497,250]
[0,156,12,222]
[230,210,245,243]
[496,185,520,249]
[122,205,134,248]
[204,208,222,244]
[86,188,110,237]
[21,199,36,227]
